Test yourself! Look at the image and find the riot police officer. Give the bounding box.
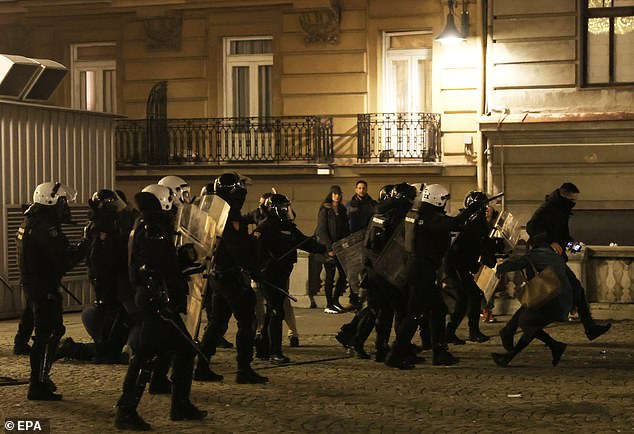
[115,184,206,430]
[386,184,483,369]
[158,175,192,207]
[254,193,326,363]
[194,173,268,384]
[443,191,499,344]
[17,182,86,400]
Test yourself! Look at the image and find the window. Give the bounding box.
[383,31,432,113]
[583,0,634,86]
[71,43,117,112]
[224,37,273,118]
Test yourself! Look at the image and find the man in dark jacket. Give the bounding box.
[346,180,376,233]
[315,185,350,313]
[523,182,611,342]
[17,182,86,401]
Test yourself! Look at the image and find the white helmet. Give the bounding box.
[33,182,77,206]
[141,184,174,211]
[158,175,191,206]
[420,184,450,209]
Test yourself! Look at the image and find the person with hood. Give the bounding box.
[504,183,611,344]
[315,185,350,313]
[491,232,572,367]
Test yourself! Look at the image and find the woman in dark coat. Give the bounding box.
[492,232,574,367]
[315,185,350,313]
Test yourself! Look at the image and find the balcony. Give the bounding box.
[115,112,443,167]
[115,115,334,166]
[356,112,441,163]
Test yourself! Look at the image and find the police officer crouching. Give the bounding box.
[115,184,206,431]
[17,182,86,400]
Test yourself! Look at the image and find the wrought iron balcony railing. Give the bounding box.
[116,116,334,165]
[357,113,441,163]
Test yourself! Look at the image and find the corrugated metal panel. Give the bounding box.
[0,100,118,319]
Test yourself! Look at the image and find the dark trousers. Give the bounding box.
[26,289,65,385]
[14,301,34,348]
[117,313,194,409]
[324,258,347,307]
[444,267,483,337]
[391,261,446,357]
[261,266,292,357]
[198,274,256,372]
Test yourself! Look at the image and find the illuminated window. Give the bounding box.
[583,0,634,85]
[71,43,116,112]
[224,37,273,118]
[383,31,432,113]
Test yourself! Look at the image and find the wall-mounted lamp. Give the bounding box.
[436,0,470,45]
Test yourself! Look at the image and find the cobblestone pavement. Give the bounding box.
[0,309,632,434]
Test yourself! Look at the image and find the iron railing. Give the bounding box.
[116,116,334,165]
[357,113,441,163]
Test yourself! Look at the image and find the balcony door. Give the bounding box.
[381,31,433,159]
[224,37,273,160]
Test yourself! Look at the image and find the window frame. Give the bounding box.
[382,30,433,114]
[223,36,273,118]
[581,0,634,87]
[70,42,117,113]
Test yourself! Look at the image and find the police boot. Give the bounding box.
[374,344,390,363]
[445,323,466,345]
[170,400,208,421]
[349,346,371,360]
[269,353,291,364]
[27,380,62,401]
[193,361,224,382]
[236,368,268,384]
[254,333,270,360]
[384,347,415,370]
[432,345,460,366]
[114,406,151,431]
[467,331,490,343]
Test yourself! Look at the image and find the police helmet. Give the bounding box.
[88,189,126,212]
[464,191,488,208]
[420,184,450,209]
[264,193,294,221]
[392,182,417,201]
[378,184,394,202]
[158,175,191,206]
[33,182,77,206]
[141,184,174,211]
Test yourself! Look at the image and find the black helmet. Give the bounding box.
[378,184,394,202]
[464,191,488,208]
[89,189,126,212]
[264,193,294,221]
[213,172,247,210]
[392,182,417,201]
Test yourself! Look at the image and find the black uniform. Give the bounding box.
[16,204,85,400]
[337,196,410,359]
[443,209,497,343]
[196,211,267,383]
[115,195,205,429]
[387,201,479,368]
[256,217,325,361]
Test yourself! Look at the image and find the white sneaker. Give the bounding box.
[324,307,339,314]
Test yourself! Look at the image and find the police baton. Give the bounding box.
[157,309,211,366]
[259,280,298,303]
[275,236,316,264]
[59,283,83,305]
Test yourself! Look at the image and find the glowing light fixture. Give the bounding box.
[436,0,469,45]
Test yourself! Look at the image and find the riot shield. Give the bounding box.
[332,230,366,295]
[177,196,230,340]
[373,223,416,290]
[476,210,523,302]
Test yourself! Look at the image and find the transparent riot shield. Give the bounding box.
[476,210,523,302]
[332,230,366,295]
[373,223,415,290]
[177,196,230,340]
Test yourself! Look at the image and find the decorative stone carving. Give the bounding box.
[298,0,341,44]
[144,14,182,50]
